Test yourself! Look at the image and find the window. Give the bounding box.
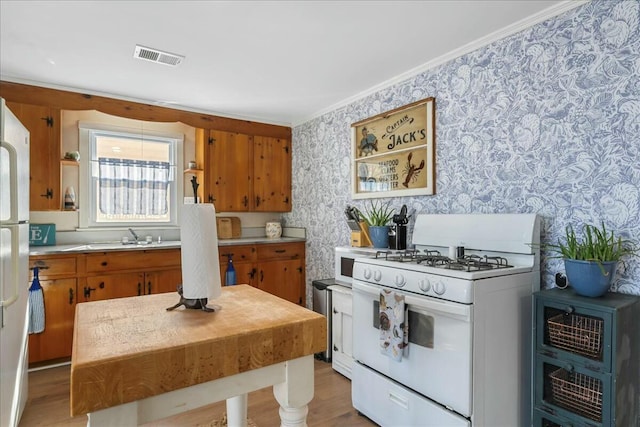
[79,122,182,228]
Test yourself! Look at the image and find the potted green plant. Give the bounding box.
[544,222,638,297]
[355,200,394,248]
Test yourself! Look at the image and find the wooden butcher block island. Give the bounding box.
[71,285,326,426]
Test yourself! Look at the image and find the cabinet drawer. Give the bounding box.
[30,256,77,277]
[218,245,256,263]
[256,242,304,260]
[86,249,181,273]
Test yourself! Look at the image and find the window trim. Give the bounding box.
[78,121,183,229]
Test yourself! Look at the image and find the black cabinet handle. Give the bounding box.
[99,282,105,289]
[260,270,264,282]
[256,196,261,207]
[243,196,249,207]
[138,282,142,296]
[147,281,152,294]
[333,307,338,314]
[249,268,256,279]
[101,261,108,267]
[275,249,286,253]
[69,288,74,305]
[334,345,339,351]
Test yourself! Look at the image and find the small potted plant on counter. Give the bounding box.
[545,222,638,297]
[355,200,394,248]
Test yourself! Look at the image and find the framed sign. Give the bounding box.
[351,97,435,199]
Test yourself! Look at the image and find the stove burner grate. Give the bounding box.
[447,255,512,272]
[375,249,419,262]
[372,249,514,272]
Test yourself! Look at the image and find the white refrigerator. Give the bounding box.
[0,97,30,427]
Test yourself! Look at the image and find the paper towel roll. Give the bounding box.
[180,203,222,300]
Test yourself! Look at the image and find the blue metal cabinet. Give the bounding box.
[533,288,640,427]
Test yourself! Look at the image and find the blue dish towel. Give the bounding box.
[28,267,45,334]
[379,289,408,361]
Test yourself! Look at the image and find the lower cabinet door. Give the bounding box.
[219,262,255,287]
[331,287,353,379]
[535,354,611,425]
[257,259,303,305]
[146,268,182,294]
[28,278,76,363]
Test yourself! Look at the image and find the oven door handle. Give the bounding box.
[353,281,472,321]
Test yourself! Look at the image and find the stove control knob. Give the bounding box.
[374,270,382,282]
[394,274,406,287]
[434,281,446,295]
[363,268,372,280]
[418,279,431,292]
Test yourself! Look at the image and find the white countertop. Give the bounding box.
[29,236,306,255]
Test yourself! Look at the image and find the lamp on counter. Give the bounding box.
[166,203,221,312]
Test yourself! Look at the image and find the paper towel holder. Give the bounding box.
[166,284,215,312]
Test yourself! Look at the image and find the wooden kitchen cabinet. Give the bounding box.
[219,244,256,286]
[6,101,61,211]
[205,130,291,212]
[218,242,305,305]
[533,288,640,426]
[253,136,291,212]
[206,130,253,211]
[83,249,182,301]
[255,242,304,305]
[28,256,77,364]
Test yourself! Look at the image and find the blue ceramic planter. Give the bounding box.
[564,259,617,297]
[369,226,390,249]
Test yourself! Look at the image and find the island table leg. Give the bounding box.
[273,356,314,427]
[226,394,248,427]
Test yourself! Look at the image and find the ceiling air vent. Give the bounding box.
[133,45,184,67]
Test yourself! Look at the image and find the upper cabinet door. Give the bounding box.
[253,136,291,212]
[6,102,61,211]
[207,130,253,211]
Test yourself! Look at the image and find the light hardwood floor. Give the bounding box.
[19,359,378,426]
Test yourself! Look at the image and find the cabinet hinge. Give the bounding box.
[41,116,54,127]
[40,188,54,199]
[284,145,289,154]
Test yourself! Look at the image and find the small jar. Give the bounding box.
[265,222,282,239]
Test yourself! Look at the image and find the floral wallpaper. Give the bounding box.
[284,0,640,304]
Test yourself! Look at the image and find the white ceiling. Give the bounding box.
[0,1,580,127]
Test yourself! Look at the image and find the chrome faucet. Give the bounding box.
[128,228,139,243]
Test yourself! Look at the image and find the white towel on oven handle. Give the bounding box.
[379,288,408,361]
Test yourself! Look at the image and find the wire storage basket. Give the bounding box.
[549,368,603,421]
[547,313,603,358]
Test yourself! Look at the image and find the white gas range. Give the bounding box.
[351,213,540,427]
